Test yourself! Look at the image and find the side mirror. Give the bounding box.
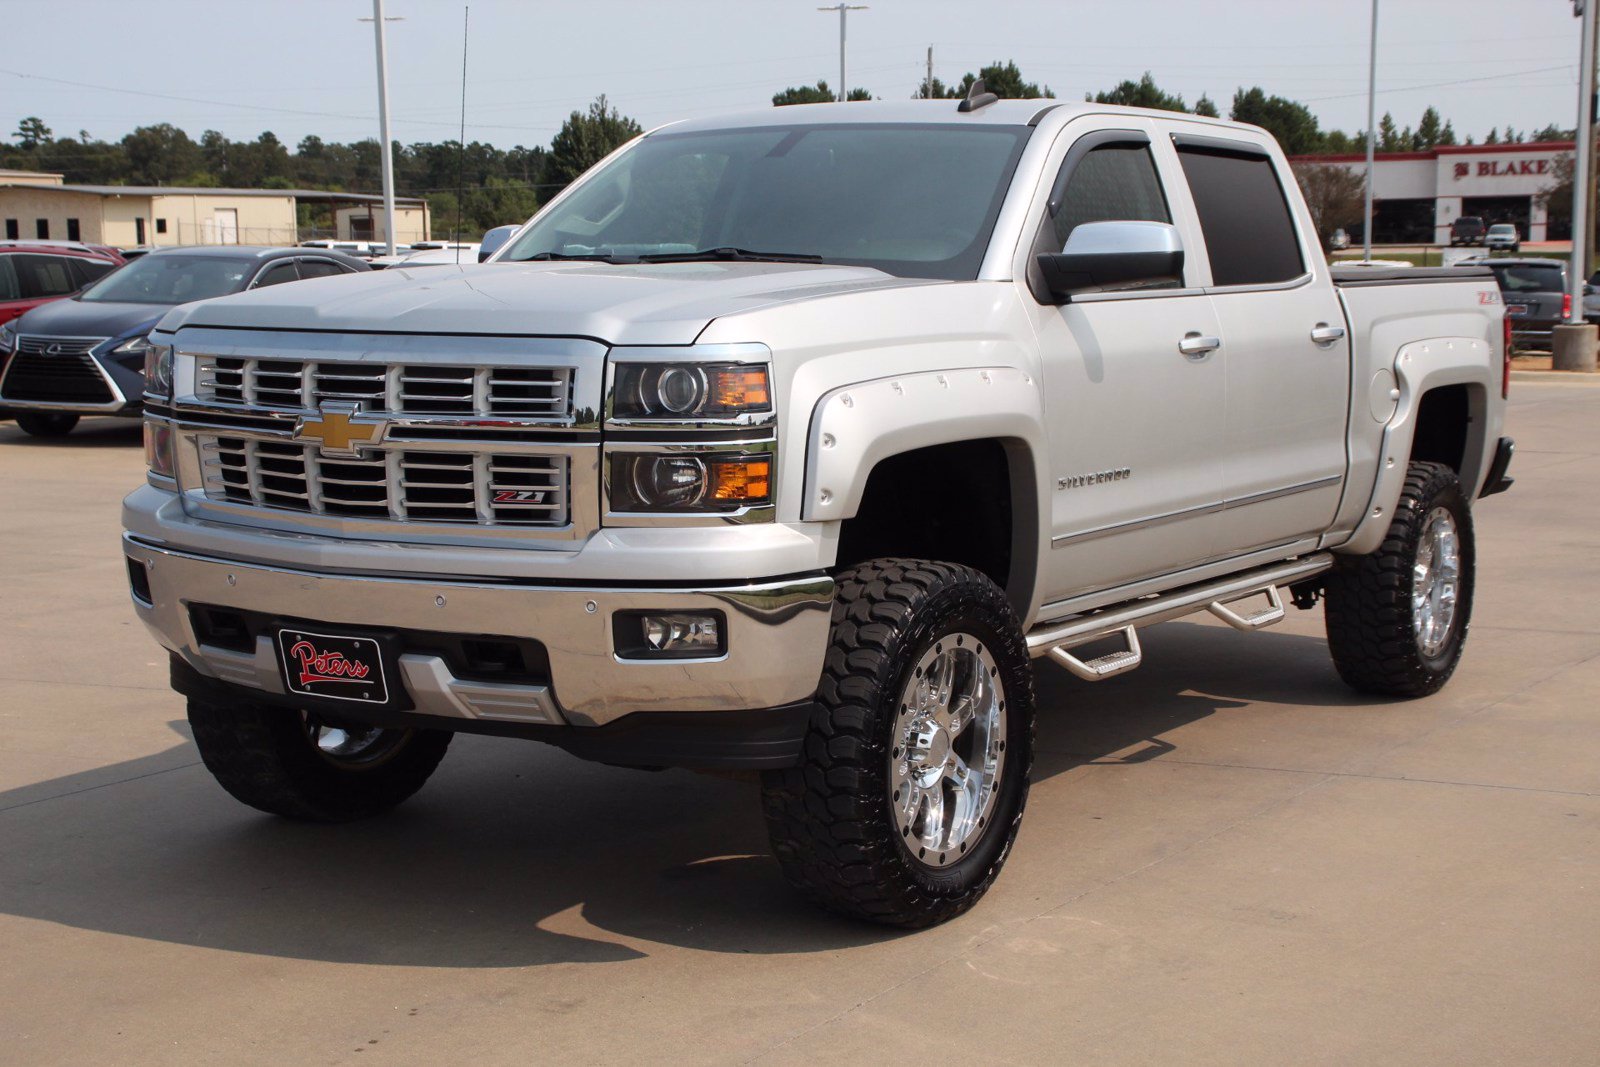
[478,224,519,262]
[1034,220,1184,304]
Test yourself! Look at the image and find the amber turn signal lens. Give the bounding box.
[708,366,770,411]
[709,457,771,503]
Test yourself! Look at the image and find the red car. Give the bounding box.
[0,243,125,326]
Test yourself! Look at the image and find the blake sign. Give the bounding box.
[1454,159,1551,180]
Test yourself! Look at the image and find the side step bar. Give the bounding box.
[1026,553,1334,679]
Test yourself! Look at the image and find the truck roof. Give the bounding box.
[657,99,1248,134]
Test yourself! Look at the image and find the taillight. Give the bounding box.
[1502,312,1512,398]
[1562,291,1572,320]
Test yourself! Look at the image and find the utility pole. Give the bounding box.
[926,45,933,99]
[1553,0,1598,371]
[1362,0,1378,262]
[361,0,402,256]
[817,4,867,102]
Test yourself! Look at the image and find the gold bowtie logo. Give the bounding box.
[293,404,387,457]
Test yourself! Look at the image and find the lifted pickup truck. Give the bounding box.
[125,94,1513,928]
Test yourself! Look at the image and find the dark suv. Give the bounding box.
[0,246,367,437]
[1466,256,1600,354]
[1450,216,1487,246]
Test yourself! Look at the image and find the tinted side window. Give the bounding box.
[71,259,116,287]
[14,254,78,298]
[1050,144,1169,250]
[1176,147,1305,287]
[0,256,18,301]
[251,262,300,288]
[295,259,347,280]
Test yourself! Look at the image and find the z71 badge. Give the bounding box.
[492,489,548,505]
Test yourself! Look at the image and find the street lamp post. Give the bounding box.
[363,0,401,257]
[817,4,867,102]
[1363,0,1378,262]
[1553,0,1599,371]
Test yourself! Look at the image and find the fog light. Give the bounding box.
[613,611,725,659]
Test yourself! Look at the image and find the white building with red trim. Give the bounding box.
[1290,141,1572,245]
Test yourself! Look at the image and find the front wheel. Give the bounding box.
[1324,461,1475,697]
[761,559,1035,927]
[187,698,452,822]
[15,412,79,437]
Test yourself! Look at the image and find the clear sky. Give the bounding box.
[0,0,1585,151]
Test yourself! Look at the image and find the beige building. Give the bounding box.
[334,203,432,246]
[0,179,428,248]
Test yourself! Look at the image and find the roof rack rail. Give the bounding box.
[958,77,999,113]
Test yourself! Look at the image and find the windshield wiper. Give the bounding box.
[520,251,626,262]
[637,247,823,264]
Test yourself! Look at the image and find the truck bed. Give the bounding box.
[1331,265,1494,286]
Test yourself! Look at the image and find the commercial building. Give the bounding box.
[1290,140,1573,245]
[0,174,429,248]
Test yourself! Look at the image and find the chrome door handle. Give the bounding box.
[1310,322,1347,345]
[1178,333,1222,359]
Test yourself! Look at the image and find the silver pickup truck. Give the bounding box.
[124,95,1513,928]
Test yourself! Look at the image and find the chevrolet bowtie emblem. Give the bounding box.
[293,403,388,457]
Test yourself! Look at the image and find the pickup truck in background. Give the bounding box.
[124,93,1512,928]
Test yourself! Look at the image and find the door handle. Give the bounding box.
[1178,332,1222,359]
[1310,322,1347,345]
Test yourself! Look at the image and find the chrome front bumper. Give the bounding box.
[125,535,833,729]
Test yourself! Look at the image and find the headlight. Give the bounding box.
[143,419,175,481]
[141,342,173,400]
[609,452,771,512]
[611,363,770,420]
[0,320,16,354]
[112,334,152,357]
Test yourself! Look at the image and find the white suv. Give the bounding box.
[1486,223,1520,253]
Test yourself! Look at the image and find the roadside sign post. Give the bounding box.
[1554,0,1600,370]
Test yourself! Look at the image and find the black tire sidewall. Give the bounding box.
[16,412,79,437]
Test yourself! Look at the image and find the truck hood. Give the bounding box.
[160,261,940,346]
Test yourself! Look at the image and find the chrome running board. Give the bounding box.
[1027,553,1333,680]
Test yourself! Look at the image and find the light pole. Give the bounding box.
[817,4,867,102]
[1553,0,1598,371]
[361,0,403,256]
[1362,0,1377,262]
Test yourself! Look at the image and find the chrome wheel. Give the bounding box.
[889,633,1007,867]
[1413,506,1462,658]
[302,713,407,768]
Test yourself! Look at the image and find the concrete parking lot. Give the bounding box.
[1,381,1597,1065]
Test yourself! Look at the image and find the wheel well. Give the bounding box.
[834,439,1032,609]
[1410,385,1471,473]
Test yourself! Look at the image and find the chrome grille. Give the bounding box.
[17,335,106,357]
[196,356,573,420]
[199,434,569,526]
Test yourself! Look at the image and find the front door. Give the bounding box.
[1167,128,1349,552]
[1024,119,1226,606]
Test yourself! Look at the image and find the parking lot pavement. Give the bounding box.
[1,389,1596,1066]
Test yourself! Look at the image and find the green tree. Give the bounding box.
[1439,120,1458,146]
[1416,106,1443,149]
[1484,127,1500,145]
[774,81,870,105]
[1293,162,1366,250]
[1379,112,1404,151]
[1193,94,1220,118]
[547,95,642,191]
[1231,87,1322,155]
[13,117,52,150]
[954,61,1053,100]
[121,123,202,185]
[1093,72,1186,112]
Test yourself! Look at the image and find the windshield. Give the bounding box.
[502,123,1032,280]
[1488,225,1515,235]
[78,254,254,305]
[1491,263,1563,293]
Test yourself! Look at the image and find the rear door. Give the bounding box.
[10,253,83,319]
[1166,126,1349,554]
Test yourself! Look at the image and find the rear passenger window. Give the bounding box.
[0,256,18,301]
[13,254,78,298]
[295,259,346,280]
[251,262,300,288]
[1176,146,1305,287]
[71,259,116,287]
[1048,144,1169,251]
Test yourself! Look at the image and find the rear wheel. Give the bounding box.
[187,698,452,822]
[1324,461,1475,697]
[761,559,1035,927]
[15,412,79,437]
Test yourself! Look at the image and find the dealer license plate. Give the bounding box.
[276,628,390,704]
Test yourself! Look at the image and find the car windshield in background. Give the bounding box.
[1491,263,1564,293]
[78,254,253,305]
[501,123,1033,280]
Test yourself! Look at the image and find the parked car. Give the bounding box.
[0,246,367,437]
[1328,227,1350,251]
[1461,255,1600,353]
[128,98,1512,928]
[0,243,123,328]
[1485,223,1520,253]
[368,243,479,269]
[300,239,376,258]
[1450,216,1487,246]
